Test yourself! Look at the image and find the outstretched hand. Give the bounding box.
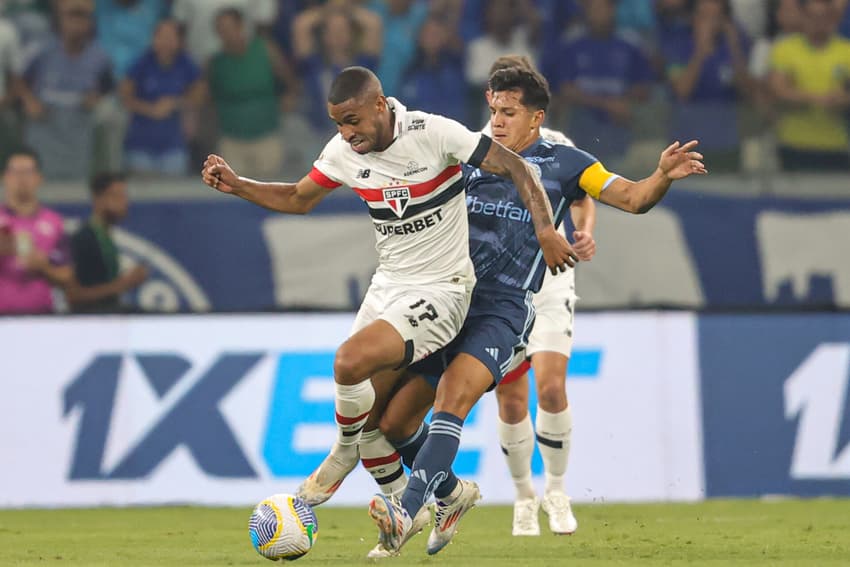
[201,154,240,193]
[659,140,707,180]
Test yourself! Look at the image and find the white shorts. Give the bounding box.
[351,274,474,367]
[525,266,577,358]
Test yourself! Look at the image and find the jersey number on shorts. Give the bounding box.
[407,299,439,327]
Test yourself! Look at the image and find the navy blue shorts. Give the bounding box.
[410,282,535,389]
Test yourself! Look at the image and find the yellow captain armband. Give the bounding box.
[578,162,619,199]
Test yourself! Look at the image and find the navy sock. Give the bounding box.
[401,412,463,518]
[393,422,429,469]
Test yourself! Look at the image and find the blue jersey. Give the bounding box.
[464,137,608,293]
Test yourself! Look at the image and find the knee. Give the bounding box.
[536,377,567,411]
[379,412,416,445]
[498,392,529,423]
[333,342,363,384]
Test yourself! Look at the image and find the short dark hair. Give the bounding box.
[3,146,41,172]
[90,172,126,198]
[328,66,380,105]
[488,54,535,77]
[488,67,550,112]
[215,6,244,25]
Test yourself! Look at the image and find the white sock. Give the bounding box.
[334,381,375,447]
[535,405,572,495]
[498,413,536,500]
[360,429,407,498]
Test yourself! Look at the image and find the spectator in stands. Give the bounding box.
[538,0,583,82]
[171,0,276,66]
[769,0,850,171]
[0,147,72,315]
[292,2,381,135]
[96,0,165,80]
[751,0,804,80]
[553,0,653,165]
[660,0,754,171]
[120,19,204,177]
[66,173,147,313]
[208,8,293,178]
[18,0,113,180]
[466,0,540,90]
[0,15,22,163]
[368,0,428,96]
[400,16,466,122]
[837,0,850,39]
[1,0,51,63]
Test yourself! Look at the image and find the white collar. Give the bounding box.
[386,97,407,140]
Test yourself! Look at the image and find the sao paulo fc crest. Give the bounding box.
[383,187,411,218]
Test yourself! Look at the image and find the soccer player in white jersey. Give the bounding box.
[487,55,592,537]
[200,66,577,503]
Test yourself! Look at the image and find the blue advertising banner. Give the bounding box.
[699,314,850,497]
[53,191,850,312]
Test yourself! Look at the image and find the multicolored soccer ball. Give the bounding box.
[249,494,319,561]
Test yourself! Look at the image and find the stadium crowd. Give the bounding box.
[0,0,849,181]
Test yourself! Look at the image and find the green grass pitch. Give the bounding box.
[1,500,849,566]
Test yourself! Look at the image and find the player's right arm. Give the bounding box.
[201,155,329,214]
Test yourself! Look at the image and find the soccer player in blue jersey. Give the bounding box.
[365,64,707,555]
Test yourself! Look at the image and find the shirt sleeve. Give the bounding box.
[578,161,620,199]
[310,136,345,189]
[425,114,491,168]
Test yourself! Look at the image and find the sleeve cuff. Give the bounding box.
[308,167,342,189]
[467,134,492,169]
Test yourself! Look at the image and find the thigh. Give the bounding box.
[433,353,494,419]
[527,268,576,358]
[219,137,250,173]
[379,283,472,369]
[253,133,284,177]
[413,288,534,390]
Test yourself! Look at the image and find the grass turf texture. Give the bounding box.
[1,500,848,566]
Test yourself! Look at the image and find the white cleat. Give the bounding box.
[296,448,359,506]
[426,479,481,555]
[368,494,413,552]
[541,491,578,535]
[512,496,541,536]
[365,501,430,559]
[366,543,398,559]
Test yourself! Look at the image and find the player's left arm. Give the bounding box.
[478,140,578,271]
[569,197,596,261]
[589,140,707,214]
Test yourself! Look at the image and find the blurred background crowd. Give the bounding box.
[2,0,850,316]
[1,0,849,182]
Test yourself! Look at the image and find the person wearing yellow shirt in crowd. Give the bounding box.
[769,0,850,171]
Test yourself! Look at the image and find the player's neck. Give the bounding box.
[374,109,396,152]
[513,129,541,154]
[8,197,39,217]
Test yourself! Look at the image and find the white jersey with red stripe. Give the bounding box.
[310,97,491,287]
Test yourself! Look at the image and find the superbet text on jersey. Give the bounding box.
[308,97,491,288]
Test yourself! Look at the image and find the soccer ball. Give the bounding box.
[249,494,319,561]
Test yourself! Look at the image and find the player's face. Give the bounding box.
[488,89,543,152]
[328,95,387,154]
[100,182,129,224]
[2,155,42,204]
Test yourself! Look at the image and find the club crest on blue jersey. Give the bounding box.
[383,187,411,218]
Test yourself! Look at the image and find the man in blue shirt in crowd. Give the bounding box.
[554,0,653,165]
